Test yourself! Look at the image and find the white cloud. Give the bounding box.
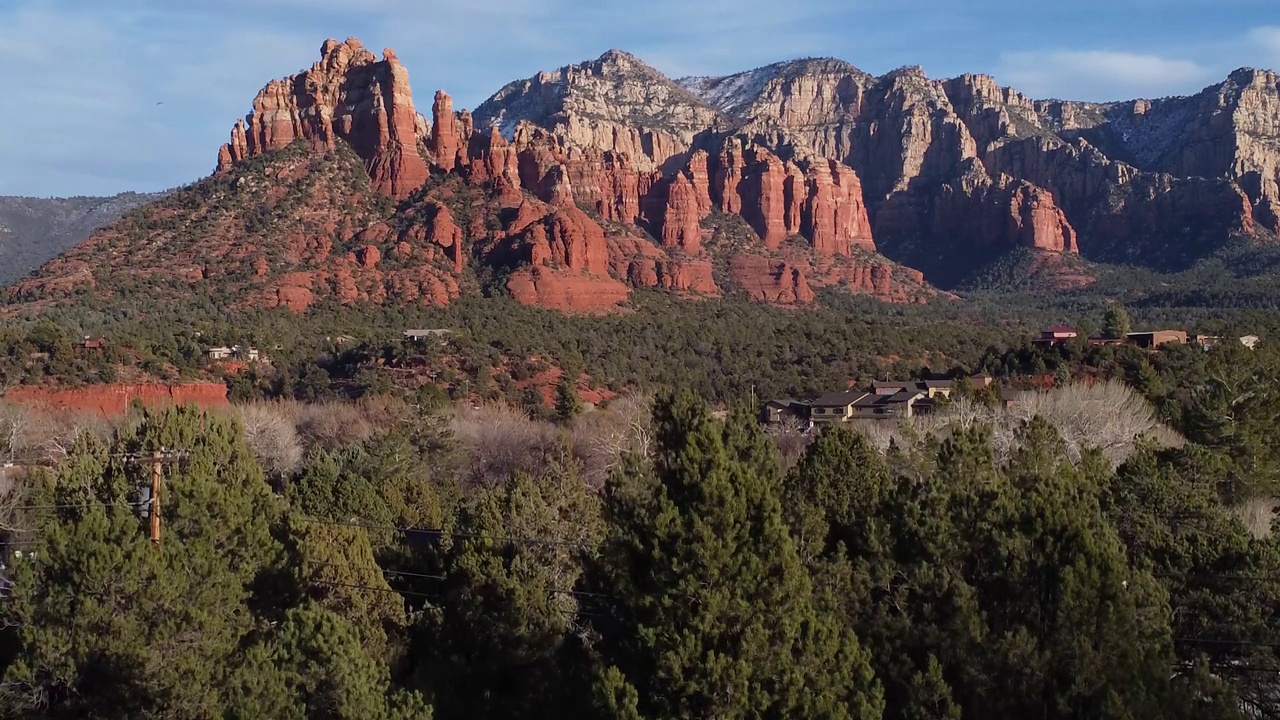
[1249,26,1280,66]
[995,50,1215,101]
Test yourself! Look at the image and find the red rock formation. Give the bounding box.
[431,90,463,172]
[730,255,815,304]
[804,159,876,255]
[427,202,466,272]
[216,38,430,199]
[714,139,746,214]
[506,267,629,313]
[661,174,704,253]
[469,126,522,192]
[738,146,793,249]
[928,160,1079,255]
[607,235,719,295]
[1009,182,1077,252]
[357,244,381,268]
[522,206,611,275]
[687,150,713,214]
[4,383,229,417]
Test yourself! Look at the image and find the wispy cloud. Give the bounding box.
[1,0,1278,197]
[995,50,1215,101]
[1249,26,1280,65]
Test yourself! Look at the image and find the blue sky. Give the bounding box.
[2,0,1278,197]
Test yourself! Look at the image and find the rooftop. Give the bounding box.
[812,390,868,407]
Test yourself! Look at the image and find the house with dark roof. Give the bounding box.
[853,389,927,418]
[809,390,869,425]
[760,399,809,425]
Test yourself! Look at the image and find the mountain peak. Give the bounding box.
[596,48,640,65]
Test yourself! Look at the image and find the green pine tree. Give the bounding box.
[595,393,883,719]
[555,375,582,423]
[1102,303,1132,339]
[0,406,286,716]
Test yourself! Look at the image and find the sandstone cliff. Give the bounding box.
[473,50,730,173]
[216,37,431,199]
[3,383,229,416]
[681,60,1280,278]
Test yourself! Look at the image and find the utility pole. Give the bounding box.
[149,451,162,544]
[126,448,187,546]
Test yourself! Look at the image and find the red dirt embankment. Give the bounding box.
[3,383,229,416]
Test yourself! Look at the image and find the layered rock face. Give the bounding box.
[216,37,430,199]
[682,60,1280,275]
[3,383,229,416]
[473,50,729,172]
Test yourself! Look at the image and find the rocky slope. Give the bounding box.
[0,192,164,286]
[473,50,730,173]
[8,39,933,316]
[678,61,1279,280]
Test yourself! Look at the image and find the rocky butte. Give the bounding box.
[10,40,1279,315]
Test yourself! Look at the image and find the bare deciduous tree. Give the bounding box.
[450,402,559,491]
[568,393,654,489]
[766,417,813,472]
[236,402,304,477]
[857,380,1180,468]
[0,402,31,463]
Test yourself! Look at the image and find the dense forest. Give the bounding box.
[0,337,1279,718]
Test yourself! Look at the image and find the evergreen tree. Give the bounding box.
[420,452,604,719]
[0,407,286,717]
[1102,303,1132,339]
[225,605,431,720]
[596,394,883,719]
[555,376,582,423]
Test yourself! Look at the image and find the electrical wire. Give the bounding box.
[291,515,602,550]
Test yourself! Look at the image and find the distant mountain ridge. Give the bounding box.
[6,39,1279,317]
[0,192,165,286]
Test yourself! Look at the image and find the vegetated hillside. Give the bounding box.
[0,192,163,286]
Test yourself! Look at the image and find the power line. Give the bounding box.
[310,578,438,599]
[3,500,149,512]
[292,515,602,550]
[304,560,446,582]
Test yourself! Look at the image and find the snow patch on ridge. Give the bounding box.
[678,65,786,115]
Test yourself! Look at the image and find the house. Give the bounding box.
[75,336,106,353]
[852,389,927,418]
[1195,334,1260,351]
[205,346,234,360]
[1087,337,1125,347]
[1126,330,1187,349]
[232,345,260,362]
[809,390,868,425]
[1033,325,1079,347]
[870,374,990,400]
[760,399,809,425]
[404,329,452,343]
